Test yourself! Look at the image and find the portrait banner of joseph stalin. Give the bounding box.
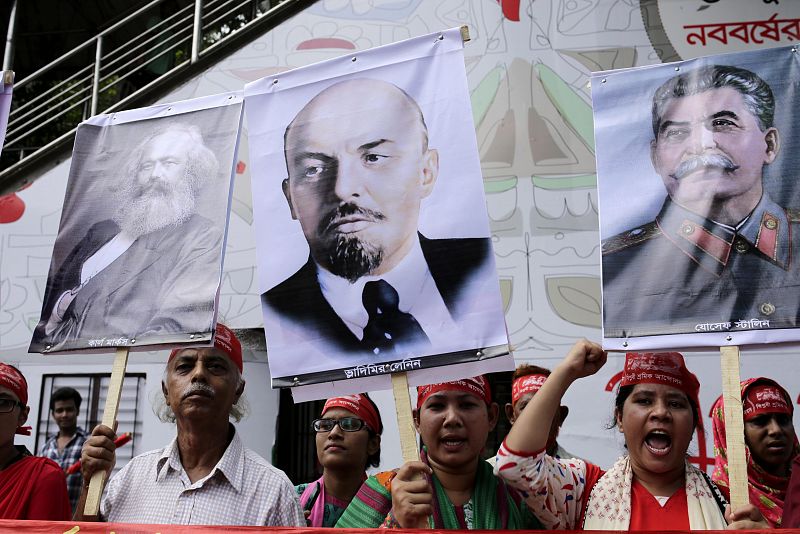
[256,77,508,381]
[597,54,800,344]
[30,101,241,354]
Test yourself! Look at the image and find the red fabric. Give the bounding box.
[0,456,70,520]
[511,374,547,404]
[710,378,800,528]
[417,375,491,409]
[0,521,797,532]
[0,363,30,436]
[629,479,690,531]
[743,383,792,421]
[620,352,700,411]
[322,394,382,434]
[169,323,242,372]
[784,455,800,528]
[0,363,26,406]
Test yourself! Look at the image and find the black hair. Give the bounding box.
[652,64,774,138]
[50,387,82,412]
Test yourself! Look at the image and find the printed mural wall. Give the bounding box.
[2,0,799,469]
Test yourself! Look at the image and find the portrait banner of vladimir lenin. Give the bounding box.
[594,46,800,350]
[29,92,243,354]
[244,28,511,390]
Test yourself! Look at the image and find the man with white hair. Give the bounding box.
[31,122,224,351]
[75,324,305,526]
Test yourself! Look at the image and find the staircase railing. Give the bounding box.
[0,0,308,191]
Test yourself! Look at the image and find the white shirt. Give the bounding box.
[80,232,136,286]
[101,428,305,526]
[317,238,460,347]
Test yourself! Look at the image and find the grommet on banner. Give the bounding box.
[272,79,278,85]
[351,56,357,62]
[460,25,470,42]
[189,334,195,339]
[726,335,733,341]
[622,341,628,347]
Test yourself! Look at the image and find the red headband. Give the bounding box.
[511,374,547,405]
[0,363,31,436]
[620,352,700,410]
[0,363,27,406]
[743,380,792,421]
[417,376,491,410]
[169,323,243,372]
[322,394,382,434]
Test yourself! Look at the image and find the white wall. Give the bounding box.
[3,0,800,475]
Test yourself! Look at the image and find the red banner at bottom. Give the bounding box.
[0,523,794,534]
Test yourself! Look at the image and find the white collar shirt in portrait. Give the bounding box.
[80,231,136,286]
[317,238,460,347]
[100,427,305,526]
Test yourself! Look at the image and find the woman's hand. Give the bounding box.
[390,461,433,528]
[725,503,769,529]
[556,339,607,382]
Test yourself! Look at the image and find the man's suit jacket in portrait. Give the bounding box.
[262,234,501,371]
[602,193,800,338]
[30,214,223,352]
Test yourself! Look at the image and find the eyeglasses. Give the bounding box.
[312,417,366,433]
[0,399,23,413]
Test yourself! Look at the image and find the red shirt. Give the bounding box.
[629,479,690,531]
[0,455,71,520]
[783,455,800,528]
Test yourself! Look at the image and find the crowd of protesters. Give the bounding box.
[0,330,797,529]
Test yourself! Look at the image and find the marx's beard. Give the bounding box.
[316,203,385,282]
[114,176,196,238]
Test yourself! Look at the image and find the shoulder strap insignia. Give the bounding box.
[602,221,662,255]
[786,208,800,223]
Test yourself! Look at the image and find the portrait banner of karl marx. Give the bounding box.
[244,28,510,388]
[29,93,243,354]
[593,46,800,350]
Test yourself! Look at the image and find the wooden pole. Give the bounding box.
[83,347,129,517]
[391,372,430,529]
[391,372,419,463]
[720,345,748,509]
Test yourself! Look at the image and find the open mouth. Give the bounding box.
[644,430,672,456]
[440,436,467,451]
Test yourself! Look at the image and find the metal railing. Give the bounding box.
[0,0,306,189]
